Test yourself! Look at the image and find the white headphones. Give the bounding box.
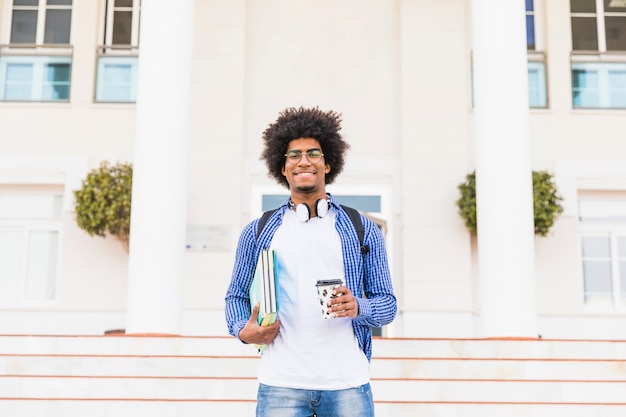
[291,199,330,222]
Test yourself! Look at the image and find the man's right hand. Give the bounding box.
[239,302,280,345]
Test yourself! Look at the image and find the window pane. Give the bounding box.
[619,237,626,257]
[571,0,597,13]
[4,63,34,100]
[572,68,599,107]
[583,260,613,302]
[47,0,72,4]
[526,0,534,12]
[605,0,626,12]
[14,0,39,6]
[619,261,626,303]
[528,62,547,107]
[583,261,612,292]
[104,64,131,82]
[526,15,536,50]
[115,0,133,7]
[10,10,37,44]
[582,236,611,257]
[261,194,382,213]
[608,70,626,107]
[42,84,69,101]
[112,11,132,44]
[46,62,70,81]
[25,231,58,301]
[605,17,626,51]
[0,194,63,218]
[42,63,71,100]
[5,63,33,82]
[44,9,71,44]
[618,238,626,303]
[96,56,138,102]
[0,229,23,303]
[580,199,626,221]
[335,195,382,212]
[102,64,131,101]
[571,17,599,50]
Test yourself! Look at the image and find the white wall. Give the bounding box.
[0,0,625,338]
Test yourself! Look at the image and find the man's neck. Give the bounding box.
[290,192,328,208]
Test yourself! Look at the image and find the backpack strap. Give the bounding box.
[341,205,369,254]
[256,205,369,254]
[256,209,277,240]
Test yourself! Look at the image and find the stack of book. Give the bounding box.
[249,248,279,353]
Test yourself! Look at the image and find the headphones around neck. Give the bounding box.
[291,199,330,222]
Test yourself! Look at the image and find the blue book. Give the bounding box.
[249,249,279,353]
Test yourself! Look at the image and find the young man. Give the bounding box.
[225,106,397,417]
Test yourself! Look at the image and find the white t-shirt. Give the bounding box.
[258,208,370,389]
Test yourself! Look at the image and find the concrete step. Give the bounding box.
[372,337,626,360]
[0,335,624,417]
[370,357,626,380]
[0,400,624,417]
[2,354,625,381]
[0,375,624,404]
[2,335,625,360]
[0,400,257,417]
[0,335,252,357]
[1,355,260,378]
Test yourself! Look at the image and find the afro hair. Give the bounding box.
[261,106,350,189]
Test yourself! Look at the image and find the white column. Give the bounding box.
[471,0,537,337]
[126,0,195,335]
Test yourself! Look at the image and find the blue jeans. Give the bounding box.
[256,383,375,417]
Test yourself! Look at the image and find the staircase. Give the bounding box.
[0,335,624,416]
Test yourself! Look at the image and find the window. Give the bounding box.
[525,1,548,108]
[571,0,626,52]
[96,0,141,103]
[0,55,71,101]
[10,0,73,45]
[0,190,63,304]
[261,193,387,335]
[528,61,548,107]
[95,56,138,102]
[526,0,536,50]
[3,1,73,102]
[469,1,547,108]
[103,0,141,46]
[261,195,382,213]
[570,1,626,109]
[579,198,626,308]
[572,62,626,108]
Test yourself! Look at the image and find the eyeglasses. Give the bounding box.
[284,149,324,164]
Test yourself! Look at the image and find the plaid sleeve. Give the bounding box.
[224,220,258,342]
[354,216,397,328]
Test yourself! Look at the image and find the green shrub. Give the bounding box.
[456,170,564,237]
[73,161,133,251]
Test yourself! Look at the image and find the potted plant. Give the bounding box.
[73,161,133,252]
[456,170,564,237]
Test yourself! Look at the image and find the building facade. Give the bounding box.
[0,0,625,340]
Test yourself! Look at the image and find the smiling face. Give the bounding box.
[281,137,331,201]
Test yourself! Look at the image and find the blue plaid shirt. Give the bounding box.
[225,195,397,361]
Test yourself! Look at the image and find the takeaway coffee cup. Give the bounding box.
[316,279,344,319]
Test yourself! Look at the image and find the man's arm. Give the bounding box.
[353,218,397,327]
[224,221,258,342]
